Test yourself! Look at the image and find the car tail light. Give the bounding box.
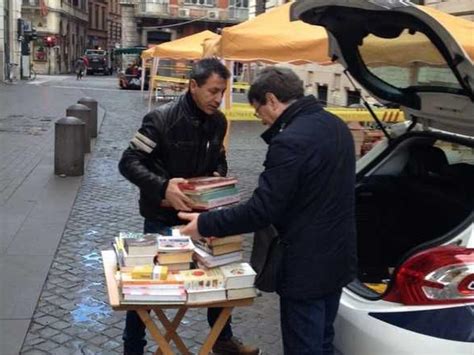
[384,246,474,305]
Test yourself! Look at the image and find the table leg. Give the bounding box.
[199,307,233,355]
[154,307,190,355]
[137,309,174,355]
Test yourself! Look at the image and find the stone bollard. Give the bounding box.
[55,117,85,176]
[66,103,91,153]
[78,97,98,138]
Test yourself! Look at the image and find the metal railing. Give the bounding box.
[134,1,249,21]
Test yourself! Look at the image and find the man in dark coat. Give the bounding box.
[180,67,357,355]
[118,58,259,355]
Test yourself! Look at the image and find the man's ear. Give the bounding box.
[266,93,278,108]
[189,79,198,93]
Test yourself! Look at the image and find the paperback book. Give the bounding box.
[219,262,257,289]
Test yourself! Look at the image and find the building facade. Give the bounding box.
[107,0,121,53]
[120,0,250,48]
[87,0,107,49]
[21,0,88,74]
[1,0,22,81]
[424,0,474,20]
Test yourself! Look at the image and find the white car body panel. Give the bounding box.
[335,291,474,355]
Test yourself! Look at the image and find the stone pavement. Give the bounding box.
[0,79,106,355]
[3,77,283,354]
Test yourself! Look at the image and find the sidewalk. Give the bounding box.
[0,82,105,355]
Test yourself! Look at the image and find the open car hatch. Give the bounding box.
[291,0,474,136]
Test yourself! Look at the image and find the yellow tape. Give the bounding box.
[225,105,405,123]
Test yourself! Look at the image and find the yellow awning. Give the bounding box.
[205,3,472,67]
[210,3,330,64]
[361,5,474,66]
[420,5,474,62]
[144,30,220,60]
[141,47,155,60]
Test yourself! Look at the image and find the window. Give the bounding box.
[359,30,461,91]
[184,0,216,5]
[95,5,99,29]
[317,85,328,106]
[229,0,248,7]
[346,89,361,106]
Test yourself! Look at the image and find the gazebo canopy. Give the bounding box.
[142,30,220,60]
[360,5,474,67]
[210,3,330,64]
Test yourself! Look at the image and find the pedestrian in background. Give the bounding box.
[118,58,260,355]
[180,66,357,355]
[75,58,86,80]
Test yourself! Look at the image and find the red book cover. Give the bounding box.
[178,176,238,192]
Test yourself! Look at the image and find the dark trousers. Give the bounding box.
[123,219,233,354]
[280,290,342,355]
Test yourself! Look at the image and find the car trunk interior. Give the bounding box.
[355,134,474,294]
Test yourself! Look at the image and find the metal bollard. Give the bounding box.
[66,103,91,153]
[55,117,85,176]
[78,97,98,138]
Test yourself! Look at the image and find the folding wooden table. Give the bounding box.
[102,250,255,355]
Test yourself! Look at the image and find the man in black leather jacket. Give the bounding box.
[118,58,259,355]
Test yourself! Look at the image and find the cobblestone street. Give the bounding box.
[5,76,283,354]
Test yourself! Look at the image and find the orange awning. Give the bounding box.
[361,5,474,66]
[143,30,220,60]
[210,3,330,64]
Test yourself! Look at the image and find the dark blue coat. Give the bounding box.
[198,95,357,299]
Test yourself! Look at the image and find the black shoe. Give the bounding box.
[212,336,260,355]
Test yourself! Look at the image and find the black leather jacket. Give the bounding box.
[118,93,228,225]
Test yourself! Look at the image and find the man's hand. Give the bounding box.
[165,178,193,211]
[178,212,202,240]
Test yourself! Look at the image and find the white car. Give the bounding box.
[291,1,474,354]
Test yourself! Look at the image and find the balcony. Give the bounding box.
[133,1,249,23]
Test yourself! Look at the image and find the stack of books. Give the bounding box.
[155,235,195,271]
[177,268,226,304]
[178,176,240,210]
[115,232,159,267]
[194,235,244,268]
[220,263,258,300]
[119,266,186,303]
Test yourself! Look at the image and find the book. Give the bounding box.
[195,240,242,256]
[184,185,238,198]
[166,262,191,271]
[177,268,224,290]
[219,263,257,289]
[123,254,156,267]
[122,234,158,256]
[226,287,258,300]
[206,235,243,247]
[186,288,227,304]
[156,250,194,265]
[194,247,243,268]
[178,176,238,192]
[131,265,154,279]
[157,236,195,252]
[123,291,186,303]
[120,271,183,287]
[190,194,241,211]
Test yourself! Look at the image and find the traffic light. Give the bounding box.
[21,41,30,56]
[44,36,56,47]
[25,27,38,42]
[17,19,25,41]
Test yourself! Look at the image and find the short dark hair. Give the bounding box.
[189,58,230,86]
[248,67,304,105]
